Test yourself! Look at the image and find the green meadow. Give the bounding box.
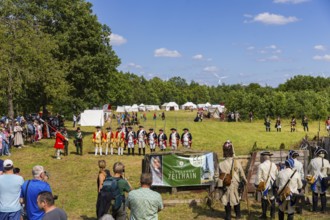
[5,110,330,219]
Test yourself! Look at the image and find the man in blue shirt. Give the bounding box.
[0,159,24,220]
[21,165,52,220]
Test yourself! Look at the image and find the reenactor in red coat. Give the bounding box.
[93,126,104,156]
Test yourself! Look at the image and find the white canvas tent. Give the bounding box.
[130,104,139,112]
[163,102,179,111]
[79,110,104,126]
[181,102,197,110]
[116,106,125,113]
[139,104,146,111]
[161,103,168,110]
[208,107,221,118]
[146,105,160,111]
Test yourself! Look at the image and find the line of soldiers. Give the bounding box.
[216,141,330,220]
[255,149,329,220]
[92,125,193,156]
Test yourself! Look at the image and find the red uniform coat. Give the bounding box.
[54,132,65,149]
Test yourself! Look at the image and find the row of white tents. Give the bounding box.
[116,104,161,113]
[79,102,225,126]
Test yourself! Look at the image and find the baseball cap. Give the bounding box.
[3,159,13,168]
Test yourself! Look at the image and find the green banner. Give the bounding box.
[150,153,215,187]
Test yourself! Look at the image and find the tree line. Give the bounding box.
[0,0,329,120]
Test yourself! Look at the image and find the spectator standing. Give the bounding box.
[111,162,132,220]
[1,127,11,156]
[37,191,67,220]
[0,159,24,220]
[21,165,52,220]
[72,114,77,128]
[126,173,163,220]
[13,122,24,148]
[302,115,309,132]
[97,160,111,193]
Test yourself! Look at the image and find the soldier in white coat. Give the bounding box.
[136,125,146,156]
[288,150,305,214]
[276,158,303,220]
[308,148,330,212]
[218,140,247,220]
[255,151,279,219]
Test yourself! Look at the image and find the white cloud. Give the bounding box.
[273,0,309,4]
[247,12,299,25]
[154,48,181,57]
[192,54,203,60]
[314,45,326,51]
[274,49,282,54]
[203,66,218,73]
[266,45,277,49]
[109,33,127,46]
[257,55,281,62]
[127,62,142,69]
[313,54,330,62]
[246,46,255,50]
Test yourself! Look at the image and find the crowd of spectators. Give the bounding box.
[0,159,66,220]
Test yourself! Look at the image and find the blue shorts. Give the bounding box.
[0,211,21,220]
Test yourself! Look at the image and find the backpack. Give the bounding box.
[101,176,123,212]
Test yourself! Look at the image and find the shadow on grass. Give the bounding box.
[80,215,97,220]
[189,200,224,219]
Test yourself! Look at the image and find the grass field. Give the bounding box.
[4,110,330,220]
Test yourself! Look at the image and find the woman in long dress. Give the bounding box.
[14,122,24,148]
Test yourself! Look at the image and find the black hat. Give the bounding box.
[183,128,189,131]
[128,126,132,129]
[96,126,101,129]
[117,127,121,130]
[76,127,81,131]
[149,128,154,131]
[106,127,111,130]
[260,151,273,156]
[159,128,163,131]
[170,128,176,131]
[315,148,328,156]
[289,150,299,158]
[223,140,234,157]
[139,125,144,128]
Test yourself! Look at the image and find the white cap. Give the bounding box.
[3,159,13,168]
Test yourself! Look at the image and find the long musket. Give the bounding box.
[245,185,250,214]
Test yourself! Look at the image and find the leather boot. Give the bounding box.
[132,148,135,156]
[320,193,327,213]
[270,199,275,219]
[312,192,318,212]
[143,148,145,155]
[287,213,294,220]
[259,199,268,219]
[234,204,241,219]
[278,210,284,220]
[138,148,141,155]
[128,148,131,155]
[225,203,231,220]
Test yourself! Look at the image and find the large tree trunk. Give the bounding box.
[7,68,14,119]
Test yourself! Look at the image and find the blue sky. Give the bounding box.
[88,0,330,87]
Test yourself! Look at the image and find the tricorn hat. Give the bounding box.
[183,128,189,131]
[76,127,81,131]
[95,126,101,129]
[149,128,154,131]
[315,148,328,156]
[285,158,295,168]
[159,128,163,131]
[260,151,273,156]
[128,126,132,129]
[170,128,176,131]
[106,127,111,130]
[139,125,144,128]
